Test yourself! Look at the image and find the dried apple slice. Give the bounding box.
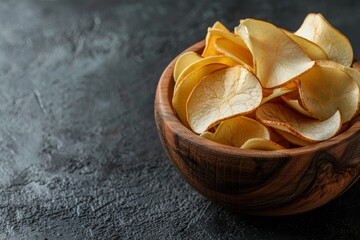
[256,103,342,142]
[200,116,270,147]
[282,29,328,60]
[268,128,290,148]
[284,99,314,118]
[202,22,230,57]
[214,38,253,68]
[241,138,285,150]
[261,87,295,104]
[235,18,314,88]
[187,66,262,133]
[275,129,312,147]
[281,91,314,117]
[173,51,202,82]
[173,64,227,127]
[299,64,359,123]
[315,60,360,107]
[316,60,360,88]
[200,131,214,140]
[209,29,249,50]
[295,13,353,67]
[175,55,238,89]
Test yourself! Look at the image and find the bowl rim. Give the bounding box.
[155,40,360,158]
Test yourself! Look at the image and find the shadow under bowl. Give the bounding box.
[154,40,360,216]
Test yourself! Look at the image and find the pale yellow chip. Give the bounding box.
[202,22,230,57]
[187,66,262,133]
[240,138,285,150]
[200,116,270,147]
[261,87,295,104]
[316,60,360,88]
[235,18,315,88]
[299,64,359,123]
[256,103,342,142]
[282,29,328,60]
[200,131,214,140]
[315,60,360,107]
[275,129,312,147]
[281,90,314,117]
[209,29,249,50]
[283,99,314,118]
[172,64,227,127]
[214,38,253,68]
[295,13,353,67]
[175,55,238,89]
[173,51,202,82]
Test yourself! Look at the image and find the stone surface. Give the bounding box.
[0,0,359,239]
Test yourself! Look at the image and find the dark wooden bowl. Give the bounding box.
[154,40,360,216]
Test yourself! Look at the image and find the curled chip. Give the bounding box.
[261,87,295,104]
[200,116,270,147]
[202,21,230,57]
[256,103,342,142]
[235,18,315,88]
[173,51,202,82]
[282,29,328,61]
[295,13,353,67]
[187,66,262,133]
[284,99,314,118]
[173,64,227,127]
[281,91,314,117]
[275,129,312,147]
[316,60,360,89]
[209,28,250,52]
[175,55,238,89]
[299,63,359,123]
[215,38,253,68]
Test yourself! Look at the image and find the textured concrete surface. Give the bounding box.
[0,0,359,239]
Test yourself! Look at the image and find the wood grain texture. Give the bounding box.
[155,41,360,216]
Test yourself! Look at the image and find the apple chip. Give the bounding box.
[275,130,312,147]
[187,66,262,133]
[235,19,315,88]
[261,87,295,104]
[241,138,285,150]
[256,103,342,142]
[282,30,328,60]
[284,99,314,118]
[173,51,202,82]
[267,128,291,148]
[214,38,253,68]
[295,13,353,67]
[280,90,313,117]
[314,60,360,110]
[200,116,270,147]
[175,55,238,89]
[173,64,227,127]
[209,29,249,50]
[299,64,359,123]
[316,60,360,88]
[202,22,230,57]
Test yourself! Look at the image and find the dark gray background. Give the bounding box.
[0,0,359,239]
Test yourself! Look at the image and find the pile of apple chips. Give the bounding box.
[172,13,360,150]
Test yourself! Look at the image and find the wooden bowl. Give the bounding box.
[154,40,360,216]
